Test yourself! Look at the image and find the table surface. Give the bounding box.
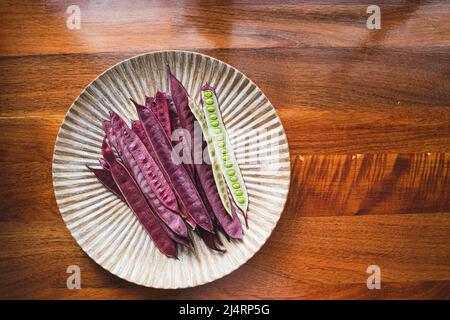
[1,0,449,299]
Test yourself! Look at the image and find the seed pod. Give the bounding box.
[97,154,193,250]
[198,228,225,253]
[109,112,188,238]
[87,165,125,202]
[165,93,180,137]
[132,120,199,230]
[155,91,172,139]
[167,67,196,177]
[101,138,177,258]
[188,97,233,217]
[201,83,249,218]
[133,99,214,233]
[188,98,243,238]
[98,158,110,171]
[108,113,181,215]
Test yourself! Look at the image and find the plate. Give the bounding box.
[52,50,290,288]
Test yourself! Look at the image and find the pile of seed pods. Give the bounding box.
[88,67,248,258]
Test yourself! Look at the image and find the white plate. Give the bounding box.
[52,50,290,288]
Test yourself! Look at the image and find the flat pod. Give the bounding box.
[110,113,188,238]
[198,228,225,253]
[87,166,125,202]
[145,96,155,112]
[131,120,155,156]
[188,98,242,239]
[103,120,117,151]
[156,210,193,251]
[133,100,214,232]
[101,138,177,259]
[165,93,181,136]
[197,160,243,239]
[167,67,197,177]
[201,84,249,217]
[108,112,181,215]
[154,91,172,139]
[98,158,110,170]
[166,69,242,238]
[94,157,193,250]
[132,120,198,229]
[188,98,233,217]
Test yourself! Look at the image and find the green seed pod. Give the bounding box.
[187,98,233,217]
[201,86,249,214]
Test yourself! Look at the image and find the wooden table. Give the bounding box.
[1,0,449,299]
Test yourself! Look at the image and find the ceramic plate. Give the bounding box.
[52,50,290,288]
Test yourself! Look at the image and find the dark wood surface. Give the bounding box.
[0,0,449,299]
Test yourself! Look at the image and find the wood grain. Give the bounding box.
[1,1,449,56]
[0,0,449,299]
[1,214,449,299]
[1,48,449,154]
[285,153,450,217]
[1,150,448,222]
